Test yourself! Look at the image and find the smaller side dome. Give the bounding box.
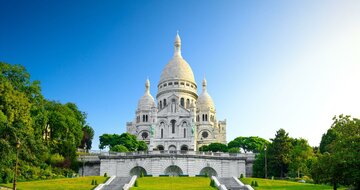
[196,78,215,111]
[138,79,156,110]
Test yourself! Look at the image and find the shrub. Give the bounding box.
[49,153,65,166]
[240,174,244,178]
[104,172,108,177]
[210,179,215,187]
[91,179,95,185]
[134,180,138,187]
[140,172,144,178]
[255,181,259,187]
[251,181,254,186]
[204,172,208,177]
[95,180,98,185]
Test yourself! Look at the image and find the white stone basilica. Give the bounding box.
[126,33,226,151]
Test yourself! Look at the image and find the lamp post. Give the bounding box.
[13,140,21,190]
[264,144,267,179]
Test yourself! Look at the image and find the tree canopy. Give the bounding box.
[99,133,148,152]
[0,62,94,182]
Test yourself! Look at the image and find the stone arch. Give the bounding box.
[180,145,188,151]
[130,166,147,176]
[168,145,176,151]
[157,145,164,151]
[198,130,211,139]
[164,165,183,176]
[200,167,217,177]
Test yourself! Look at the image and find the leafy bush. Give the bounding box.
[240,174,244,178]
[49,153,65,166]
[134,180,138,187]
[91,179,95,185]
[251,181,254,186]
[104,172,108,177]
[255,181,259,187]
[210,179,215,187]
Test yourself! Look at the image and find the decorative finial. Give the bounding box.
[174,31,182,57]
[202,77,207,92]
[145,78,150,93]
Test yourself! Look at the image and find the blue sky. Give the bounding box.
[1,0,359,148]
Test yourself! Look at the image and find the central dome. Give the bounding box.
[159,33,196,84]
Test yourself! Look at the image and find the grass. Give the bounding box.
[130,177,217,190]
[240,178,347,190]
[1,176,108,190]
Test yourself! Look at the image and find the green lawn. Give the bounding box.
[130,177,216,190]
[240,178,346,190]
[1,176,108,190]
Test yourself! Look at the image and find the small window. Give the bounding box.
[186,83,190,86]
[161,129,163,138]
[180,98,185,107]
[191,85,194,88]
[160,85,162,88]
[184,128,186,138]
[174,82,179,85]
[141,132,148,139]
[168,82,173,85]
[164,99,167,106]
[164,83,167,87]
[202,131,209,138]
[171,120,176,134]
[180,82,185,85]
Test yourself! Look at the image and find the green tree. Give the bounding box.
[206,143,228,152]
[288,138,314,178]
[313,115,360,190]
[268,129,293,178]
[111,145,129,152]
[228,136,269,153]
[99,133,148,151]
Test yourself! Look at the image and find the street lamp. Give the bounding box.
[264,144,267,179]
[13,140,21,190]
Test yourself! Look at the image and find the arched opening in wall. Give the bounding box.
[168,145,176,152]
[205,114,208,121]
[183,128,186,138]
[157,145,164,151]
[180,98,184,107]
[141,131,148,139]
[130,166,147,176]
[180,145,188,152]
[186,99,190,108]
[171,120,176,134]
[164,165,183,176]
[160,101,162,109]
[143,115,145,122]
[145,115,148,122]
[200,167,217,177]
[202,114,205,121]
[163,99,167,106]
[197,115,200,122]
[161,128,163,138]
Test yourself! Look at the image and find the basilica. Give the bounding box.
[126,33,227,151]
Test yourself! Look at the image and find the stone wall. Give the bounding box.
[99,151,255,178]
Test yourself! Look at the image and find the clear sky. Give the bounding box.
[1,0,359,148]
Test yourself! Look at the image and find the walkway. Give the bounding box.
[101,177,131,190]
[218,177,247,190]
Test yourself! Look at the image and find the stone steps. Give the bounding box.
[102,177,131,190]
[218,177,247,190]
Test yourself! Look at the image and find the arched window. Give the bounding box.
[197,115,199,122]
[171,120,176,134]
[164,99,167,106]
[180,98,184,107]
[145,115,148,122]
[205,114,208,121]
[183,128,186,138]
[143,115,145,122]
[160,101,162,109]
[161,128,163,138]
[202,114,205,121]
[186,99,190,108]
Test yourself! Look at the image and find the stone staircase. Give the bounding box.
[218,177,247,190]
[101,177,131,190]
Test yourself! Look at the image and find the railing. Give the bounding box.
[81,150,256,158]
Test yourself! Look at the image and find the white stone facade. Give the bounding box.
[126,33,226,151]
[99,152,254,177]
